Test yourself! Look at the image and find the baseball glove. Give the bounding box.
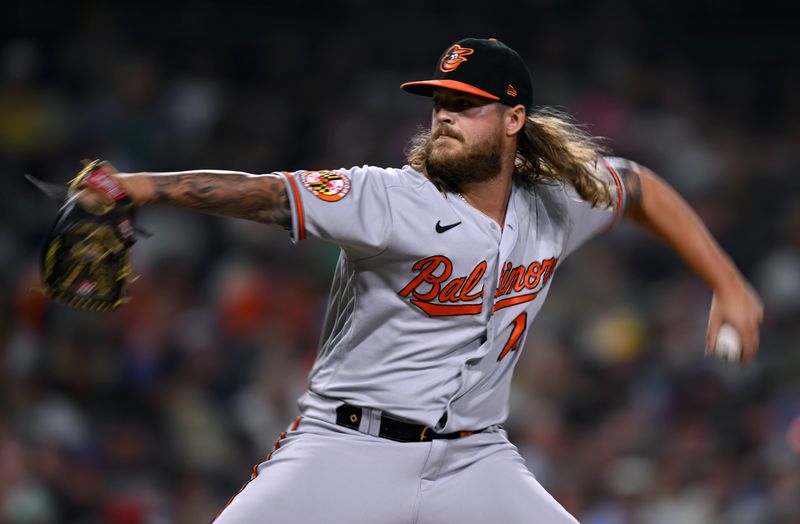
[31,160,139,311]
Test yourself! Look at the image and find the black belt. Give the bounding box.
[335,403,484,443]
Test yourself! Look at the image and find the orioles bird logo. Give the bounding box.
[439,44,474,73]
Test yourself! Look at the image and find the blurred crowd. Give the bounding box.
[1,1,799,523]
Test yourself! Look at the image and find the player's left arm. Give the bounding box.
[616,160,764,362]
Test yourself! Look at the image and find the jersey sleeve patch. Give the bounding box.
[300,170,352,202]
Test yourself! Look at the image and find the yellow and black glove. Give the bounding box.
[34,160,139,311]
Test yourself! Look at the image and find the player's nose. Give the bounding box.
[433,106,455,126]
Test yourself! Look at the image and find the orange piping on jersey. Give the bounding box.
[600,159,624,230]
[410,299,483,317]
[217,468,257,519]
[213,416,302,520]
[218,481,250,518]
[283,172,306,241]
[492,292,538,313]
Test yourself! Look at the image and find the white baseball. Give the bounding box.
[714,323,742,363]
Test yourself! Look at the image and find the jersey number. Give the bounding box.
[497,312,527,362]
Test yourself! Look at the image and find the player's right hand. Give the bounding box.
[706,277,764,365]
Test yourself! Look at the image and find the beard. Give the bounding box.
[422,126,503,191]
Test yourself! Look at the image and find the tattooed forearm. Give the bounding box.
[617,161,645,216]
[145,171,291,228]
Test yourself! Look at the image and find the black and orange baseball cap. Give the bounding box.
[401,37,533,112]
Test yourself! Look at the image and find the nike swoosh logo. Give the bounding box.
[435,220,462,233]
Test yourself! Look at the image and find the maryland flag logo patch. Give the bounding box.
[300,171,351,202]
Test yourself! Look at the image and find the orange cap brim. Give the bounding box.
[400,79,500,101]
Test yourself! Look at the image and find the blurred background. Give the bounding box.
[1,1,799,523]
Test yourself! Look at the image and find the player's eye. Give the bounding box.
[433,98,474,113]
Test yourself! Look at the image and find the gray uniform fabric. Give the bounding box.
[215,410,580,524]
[284,161,626,432]
[214,159,627,523]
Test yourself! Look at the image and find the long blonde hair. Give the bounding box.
[406,107,614,208]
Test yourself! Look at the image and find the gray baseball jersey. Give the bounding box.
[279,158,627,433]
[214,159,628,524]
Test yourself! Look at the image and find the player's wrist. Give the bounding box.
[710,264,748,299]
[70,160,133,214]
[700,249,741,295]
[115,173,154,206]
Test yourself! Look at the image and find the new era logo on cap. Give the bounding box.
[401,37,533,112]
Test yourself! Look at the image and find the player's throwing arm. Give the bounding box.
[612,160,764,363]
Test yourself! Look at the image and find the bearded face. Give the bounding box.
[422,122,504,191]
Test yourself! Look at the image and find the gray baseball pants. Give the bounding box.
[213,413,579,523]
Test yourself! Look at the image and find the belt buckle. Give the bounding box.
[419,426,431,441]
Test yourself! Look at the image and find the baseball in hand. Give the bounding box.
[714,323,742,363]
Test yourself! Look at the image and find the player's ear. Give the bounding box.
[504,105,526,136]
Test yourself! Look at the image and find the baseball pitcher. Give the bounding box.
[67,38,763,523]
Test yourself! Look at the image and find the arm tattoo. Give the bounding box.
[617,162,645,216]
[150,172,292,229]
